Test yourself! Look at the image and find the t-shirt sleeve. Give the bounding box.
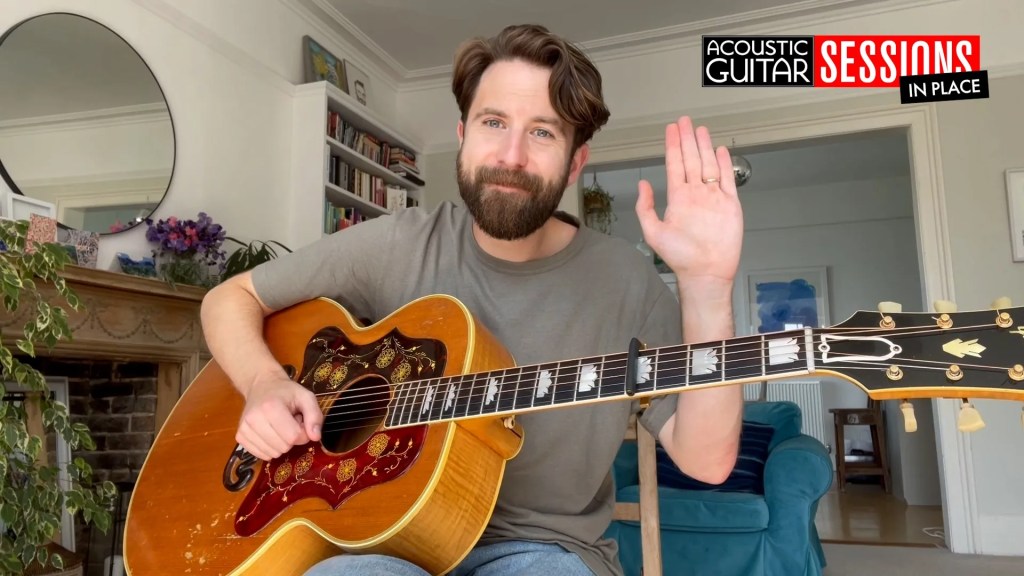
[249,214,395,320]
[636,286,683,438]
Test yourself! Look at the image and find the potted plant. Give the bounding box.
[582,178,616,234]
[0,218,116,574]
[221,237,292,280]
[144,212,227,288]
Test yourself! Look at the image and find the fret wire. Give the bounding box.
[720,340,726,383]
[427,376,446,423]
[392,377,414,427]
[462,372,478,419]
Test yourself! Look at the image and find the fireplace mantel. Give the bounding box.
[1,265,211,428]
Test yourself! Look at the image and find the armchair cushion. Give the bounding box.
[654,420,775,494]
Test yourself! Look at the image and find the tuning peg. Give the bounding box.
[900,400,918,433]
[957,399,985,433]
[933,300,958,313]
[992,296,1012,309]
[878,301,903,313]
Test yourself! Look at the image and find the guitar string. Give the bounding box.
[309,349,1018,436]
[304,324,1019,430]
[304,318,1008,404]
[302,319,1014,412]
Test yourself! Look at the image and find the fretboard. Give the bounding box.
[383,329,816,428]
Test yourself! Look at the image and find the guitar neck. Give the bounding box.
[384,328,819,428]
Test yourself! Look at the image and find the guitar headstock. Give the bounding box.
[820,297,1023,433]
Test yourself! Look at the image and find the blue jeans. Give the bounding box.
[304,540,595,576]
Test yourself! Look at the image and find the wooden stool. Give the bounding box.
[830,402,891,493]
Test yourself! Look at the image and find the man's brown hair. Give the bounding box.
[451,24,611,152]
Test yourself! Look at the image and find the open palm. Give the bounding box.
[635,116,744,288]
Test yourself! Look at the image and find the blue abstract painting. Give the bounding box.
[754,279,819,333]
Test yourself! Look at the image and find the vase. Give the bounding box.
[156,253,212,287]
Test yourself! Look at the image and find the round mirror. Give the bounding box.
[0,13,175,235]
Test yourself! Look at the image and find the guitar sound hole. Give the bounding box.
[320,375,391,454]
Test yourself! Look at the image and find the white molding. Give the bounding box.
[279,0,404,92]
[399,0,959,87]
[128,0,295,95]
[577,102,975,553]
[0,103,169,136]
[421,63,1024,154]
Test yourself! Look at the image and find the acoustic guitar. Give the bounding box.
[123,294,1023,575]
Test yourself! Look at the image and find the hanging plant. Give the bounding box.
[582,177,616,234]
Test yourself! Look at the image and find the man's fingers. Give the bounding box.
[665,123,686,188]
[635,179,657,227]
[297,390,324,442]
[716,146,738,196]
[676,117,703,186]
[695,126,719,183]
[237,423,274,461]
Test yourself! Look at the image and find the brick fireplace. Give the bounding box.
[2,266,209,575]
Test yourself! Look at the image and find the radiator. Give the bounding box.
[743,379,828,448]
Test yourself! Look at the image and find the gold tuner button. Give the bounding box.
[996,311,1013,328]
[946,364,964,381]
[886,365,904,381]
[878,302,901,328]
[1009,364,1024,382]
[880,315,895,329]
[937,313,953,329]
[933,300,958,313]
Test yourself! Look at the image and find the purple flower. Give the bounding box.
[145,211,227,265]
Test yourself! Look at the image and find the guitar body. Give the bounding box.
[124,295,524,576]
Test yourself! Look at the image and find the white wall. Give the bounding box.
[399,0,1024,154]
[411,0,1024,542]
[935,72,1024,555]
[0,0,400,267]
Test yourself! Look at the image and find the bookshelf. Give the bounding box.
[291,81,424,247]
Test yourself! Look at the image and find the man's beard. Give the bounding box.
[457,152,570,241]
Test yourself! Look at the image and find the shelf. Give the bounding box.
[326,136,422,191]
[319,81,422,154]
[325,182,389,217]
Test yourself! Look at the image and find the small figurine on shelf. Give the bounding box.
[144,211,227,288]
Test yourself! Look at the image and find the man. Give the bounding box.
[201,23,744,576]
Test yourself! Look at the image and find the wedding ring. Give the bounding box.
[702,177,719,184]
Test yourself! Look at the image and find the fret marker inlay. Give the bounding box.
[691,347,718,375]
[578,364,598,392]
[421,385,435,414]
[485,378,500,405]
[637,356,653,383]
[768,337,800,366]
[443,383,458,412]
[536,370,553,398]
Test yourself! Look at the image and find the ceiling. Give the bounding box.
[315,0,893,75]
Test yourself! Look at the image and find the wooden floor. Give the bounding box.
[815,483,946,548]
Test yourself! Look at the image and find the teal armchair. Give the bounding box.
[606,401,832,576]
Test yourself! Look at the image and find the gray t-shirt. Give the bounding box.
[251,201,682,576]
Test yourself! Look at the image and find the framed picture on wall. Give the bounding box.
[302,35,347,92]
[1006,168,1024,262]
[744,266,831,335]
[344,59,370,106]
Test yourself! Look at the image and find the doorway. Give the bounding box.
[582,116,958,548]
